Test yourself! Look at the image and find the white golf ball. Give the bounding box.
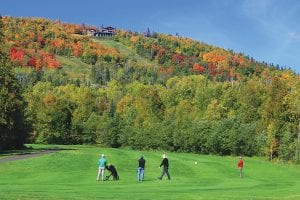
[195,161,197,165]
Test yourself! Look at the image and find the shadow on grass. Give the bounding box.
[0,146,76,157]
[0,147,77,163]
[137,178,159,182]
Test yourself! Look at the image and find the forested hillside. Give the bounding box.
[1,16,299,163]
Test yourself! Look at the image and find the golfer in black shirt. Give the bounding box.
[158,154,171,180]
[137,156,145,181]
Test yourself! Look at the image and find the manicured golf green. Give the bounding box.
[0,145,300,200]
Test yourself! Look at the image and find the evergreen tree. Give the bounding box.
[0,33,29,149]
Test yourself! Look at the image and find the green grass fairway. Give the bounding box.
[93,38,159,68]
[1,145,300,200]
[56,56,91,80]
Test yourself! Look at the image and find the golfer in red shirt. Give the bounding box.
[237,156,243,178]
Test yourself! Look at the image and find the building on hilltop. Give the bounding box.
[86,28,98,36]
[144,27,152,37]
[96,26,116,37]
[86,25,116,37]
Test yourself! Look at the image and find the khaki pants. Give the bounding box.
[97,167,105,181]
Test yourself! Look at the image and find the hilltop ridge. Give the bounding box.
[1,16,297,85]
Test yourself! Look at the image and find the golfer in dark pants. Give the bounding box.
[158,154,170,180]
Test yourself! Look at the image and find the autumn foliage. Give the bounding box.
[2,16,121,70]
[1,16,299,164]
[10,47,25,65]
[192,63,205,73]
[114,30,272,82]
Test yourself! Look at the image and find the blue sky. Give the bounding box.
[1,0,300,73]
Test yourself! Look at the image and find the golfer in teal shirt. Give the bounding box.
[97,154,107,181]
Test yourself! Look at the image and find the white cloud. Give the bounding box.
[288,32,300,41]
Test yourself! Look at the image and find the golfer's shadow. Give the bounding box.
[138,178,157,182]
[104,179,119,181]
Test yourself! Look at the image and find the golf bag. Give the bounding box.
[105,164,119,180]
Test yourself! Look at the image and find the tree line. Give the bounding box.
[19,73,299,163]
[0,16,299,163]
